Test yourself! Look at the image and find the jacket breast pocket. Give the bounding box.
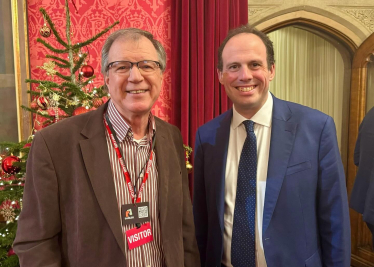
[286,161,312,176]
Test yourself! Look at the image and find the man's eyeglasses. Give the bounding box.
[106,60,161,74]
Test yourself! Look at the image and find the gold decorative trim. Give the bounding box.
[11,0,22,142]
[10,0,31,142]
[23,0,31,115]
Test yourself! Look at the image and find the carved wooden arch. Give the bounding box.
[254,9,362,50]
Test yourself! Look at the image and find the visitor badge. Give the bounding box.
[126,222,153,250]
[121,202,150,226]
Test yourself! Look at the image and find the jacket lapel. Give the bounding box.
[79,103,127,256]
[214,111,232,233]
[154,118,170,226]
[262,97,297,235]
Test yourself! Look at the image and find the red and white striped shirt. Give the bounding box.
[105,100,165,267]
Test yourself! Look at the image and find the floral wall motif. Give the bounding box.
[338,7,374,33]
[27,0,172,122]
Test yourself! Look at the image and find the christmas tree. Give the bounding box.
[0,1,118,265]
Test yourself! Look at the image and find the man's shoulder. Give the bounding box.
[154,116,182,140]
[197,109,232,133]
[154,116,179,132]
[36,108,100,140]
[275,97,330,123]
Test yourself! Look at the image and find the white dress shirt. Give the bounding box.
[222,92,273,267]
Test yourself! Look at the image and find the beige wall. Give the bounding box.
[248,0,374,47]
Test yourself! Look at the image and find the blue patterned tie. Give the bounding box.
[231,120,257,267]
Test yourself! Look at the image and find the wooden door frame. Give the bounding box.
[348,32,374,267]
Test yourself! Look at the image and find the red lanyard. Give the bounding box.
[104,114,154,204]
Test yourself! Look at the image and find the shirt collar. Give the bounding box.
[232,91,273,129]
[106,100,156,143]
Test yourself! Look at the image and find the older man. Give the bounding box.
[14,28,199,267]
[193,25,350,267]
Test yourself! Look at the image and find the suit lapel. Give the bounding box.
[262,97,297,235]
[154,119,170,226]
[214,111,232,233]
[79,103,127,256]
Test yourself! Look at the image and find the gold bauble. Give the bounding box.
[40,24,51,37]
[186,161,193,174]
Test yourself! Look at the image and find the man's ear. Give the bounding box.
[217,69,224,84]
[105,75,110,88]
[269,64,275,81]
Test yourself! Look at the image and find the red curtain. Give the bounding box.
[171,0,248,192]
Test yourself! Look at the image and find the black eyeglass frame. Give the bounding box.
[106,60,161,73]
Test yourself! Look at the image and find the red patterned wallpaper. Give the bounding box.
[27,0,172,122]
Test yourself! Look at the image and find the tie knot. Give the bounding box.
[242,120,255,133]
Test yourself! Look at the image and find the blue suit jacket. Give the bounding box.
[350,106,374,225]
[193,95,350,267]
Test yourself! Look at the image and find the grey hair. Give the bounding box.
[101,28,167,74]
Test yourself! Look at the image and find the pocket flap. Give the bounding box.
[305,248,322,267]
[286,161,312,176]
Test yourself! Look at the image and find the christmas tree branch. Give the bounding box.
[60,82,87,98]
[53,61,70,69]
[37,38,69,53]
[56,72,73,81]
[26,90,39,97]
[25,79,61,89]
[21,106,47,117]
[80,76,96,87]
[72,21,119,49]
[72,54,87,73]
[39,8,68,48]
[46,55,70,65]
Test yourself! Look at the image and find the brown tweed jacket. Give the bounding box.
[13,103,200,267]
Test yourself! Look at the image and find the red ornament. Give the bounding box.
[73,52,87,64]
[23,143,32,148]
[81,65,94,78]
[73,106,90,116]
[37,96,49,110]
[40,24,51,37]
[7,248,15,257]
[1,156,21,174]
[30,101,39,110]
[92,98,104,108]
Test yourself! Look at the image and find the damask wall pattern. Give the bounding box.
[27,0,172,122]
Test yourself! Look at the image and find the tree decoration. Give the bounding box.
[7,248,15,257]
[37,61,57,76]
[30,100,39,110]
[40,14,52,38]
[40,24,51,38]
[36,96,50,110]
[34,113,51,131]
[183,145,193,174]
[1,156,21,175]
[81,65,94,78]
[0,200,19,223]
[73,106,90,116]
[92,97,103,108]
